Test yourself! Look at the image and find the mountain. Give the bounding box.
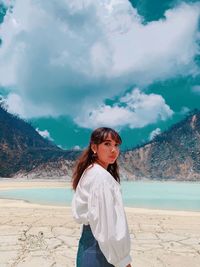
[120,109,200,181]
[0,105,80,178]
[1,104,200,181]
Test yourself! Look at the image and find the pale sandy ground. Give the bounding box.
[0,181,200,267]
[0,179,72,190]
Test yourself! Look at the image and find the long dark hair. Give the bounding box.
[71,127,122,191]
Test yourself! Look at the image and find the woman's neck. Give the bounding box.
[94,160,108,170]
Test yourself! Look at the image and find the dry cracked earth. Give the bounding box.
[0,204,200,267]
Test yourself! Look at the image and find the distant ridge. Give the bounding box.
[0,105,79,178]
[120,109,200,181]
[1,104,200,181]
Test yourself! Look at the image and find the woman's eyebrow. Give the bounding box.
[104,139,116,142]
[104,139,119,144]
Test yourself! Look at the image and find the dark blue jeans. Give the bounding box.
[77,224,115,267]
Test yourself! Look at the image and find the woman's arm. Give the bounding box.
[88,179,132,267]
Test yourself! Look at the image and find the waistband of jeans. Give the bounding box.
[83,224,91,230]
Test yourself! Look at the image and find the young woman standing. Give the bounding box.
[71,127,132,267]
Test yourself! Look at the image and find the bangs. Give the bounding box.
[101,129,122,145]
[90,127,122,146]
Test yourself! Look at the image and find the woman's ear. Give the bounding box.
[91,144,97,153]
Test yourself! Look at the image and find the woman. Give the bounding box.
[71,127,132,267]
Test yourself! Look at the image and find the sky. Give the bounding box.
[0,0,200,150]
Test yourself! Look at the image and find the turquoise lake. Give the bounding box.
[0,181,200,212]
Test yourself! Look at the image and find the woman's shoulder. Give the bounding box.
[82,163,119,189]
[81,163,105,183]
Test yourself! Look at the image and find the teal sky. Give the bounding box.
[0,0,200,150]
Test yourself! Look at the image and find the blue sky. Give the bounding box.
[0,0,200,150]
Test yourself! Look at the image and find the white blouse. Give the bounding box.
[71,163,132,267]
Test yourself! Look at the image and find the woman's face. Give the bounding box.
[92,133,120,169]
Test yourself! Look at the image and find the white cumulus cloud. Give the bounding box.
[75,88,174,129]
[36,128,54,141]
[0,0,199,126]
[149,128,161,141]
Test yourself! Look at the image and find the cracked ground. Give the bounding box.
[0,200,200,267]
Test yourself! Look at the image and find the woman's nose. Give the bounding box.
[111,147,116,152]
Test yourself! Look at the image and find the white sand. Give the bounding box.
[0,179,72,190]
[0,181,200,267]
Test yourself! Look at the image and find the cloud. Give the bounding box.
[5,93,57,118]
[75,88,174,129]
[36,128,54,141]
[192,85,200,94]
[5,93,25,117]
[0,0,199,124]
[0,0,8,10]
[179,106,190,115]
[0,94,5,104]
[72,145,81,151]
[149,128,161,141]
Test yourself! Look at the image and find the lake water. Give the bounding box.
[0,181,200,211]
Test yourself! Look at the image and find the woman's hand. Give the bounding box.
[126,264,132,267]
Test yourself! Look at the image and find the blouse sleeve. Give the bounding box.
[88,180,132,267]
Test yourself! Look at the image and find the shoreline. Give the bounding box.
[0,178,200,190]
[0,180,200,214]
[1,177,200,183]
[0,197,200,216]
[0,179,72,190]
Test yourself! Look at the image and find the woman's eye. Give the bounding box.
[104,142,110,146]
